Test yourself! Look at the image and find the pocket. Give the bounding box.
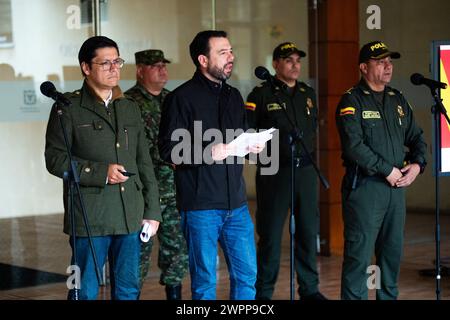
[78,186,102,194]
[76,121,105,146]
[134,179,143,191]
[76,123,93,129]
[266,108,285,126]
[123,125,137,150]
[362,119,383,145]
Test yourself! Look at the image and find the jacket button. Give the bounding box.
[116,143,120,148]
[84,167,91,173]
[121,186,125,192]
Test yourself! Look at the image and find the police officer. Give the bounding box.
[246,42,326,300]
[125,49,188,300]
[336,41,427,300]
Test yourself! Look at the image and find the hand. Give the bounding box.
[248,142,265,154]
[107,164,129,184]
[142,219,160,236]
[212,143,230,161]
[385,167,403,187]
[396,163,420,188]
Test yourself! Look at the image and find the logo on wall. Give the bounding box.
[23,90,37,105]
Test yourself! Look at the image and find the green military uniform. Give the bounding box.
[125,61,188,289]
[336,79,427,299]
[246,77,320,299]
[45,81,162,236]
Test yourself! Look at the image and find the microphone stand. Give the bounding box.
[429,86,450,300]
[266,77,329,301]
[52,99,102,300]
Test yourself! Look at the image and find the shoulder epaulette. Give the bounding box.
[298,81,312,88]
[63,90,80,100]
[344,87,355,95]
[388,87,402,96]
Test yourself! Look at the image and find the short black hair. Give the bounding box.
[78,36,119,76]
[189,30,227,68]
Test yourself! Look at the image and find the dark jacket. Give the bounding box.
[336,79,427,186]
[246,77,318,168]
[45,81,162,236]
[158,71,248,211]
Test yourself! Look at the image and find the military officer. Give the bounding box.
[246,42,326,300]
[125,49,188,300]
[45,36,161,300]
[336,41,427,299]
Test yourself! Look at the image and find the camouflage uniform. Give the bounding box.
[125,50,188,289]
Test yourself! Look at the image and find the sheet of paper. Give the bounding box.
[228,128,276,157]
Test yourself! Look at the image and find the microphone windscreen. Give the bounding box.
[40,81,56,97]
[410,73,424,86]
[255,66,270,81]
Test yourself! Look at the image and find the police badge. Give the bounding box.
[306,97,314,115]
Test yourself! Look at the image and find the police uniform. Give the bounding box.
[125,49,188,299]
[336,41,427,299]
[246,43,321,299]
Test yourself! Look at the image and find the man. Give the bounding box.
[245,42,326,300]
[158,30,264,300]
[336,41,427,299]
[125,49,188,300]
[45,36,161,300]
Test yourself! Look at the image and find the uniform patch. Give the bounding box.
[267,103,283,111]
[363,90,371,95]
[300,87,306,92]
[245,102,256,111]
[362,110,381,119]
[397,105,405,117]
[306,97,314,109]
[388,91,395,96]
[339,107,356,116]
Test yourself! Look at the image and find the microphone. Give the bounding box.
[254,66,272,81]
[410,73,447,90]
[40,81,71,106]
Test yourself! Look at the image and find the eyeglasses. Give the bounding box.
[91,58,125,71]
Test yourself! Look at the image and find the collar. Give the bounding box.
[134,81,166,99]
[104,90,113,107]
[194,70,224,93]
[134,82,156,99]
[84,80,124,105]
[80,81,124,110]
[273,76,297,89]
[357,78,386,95]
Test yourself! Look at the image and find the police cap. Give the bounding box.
[358,41,400,64]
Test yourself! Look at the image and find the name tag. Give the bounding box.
[267,103,283,111]
[362,111,381,119]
